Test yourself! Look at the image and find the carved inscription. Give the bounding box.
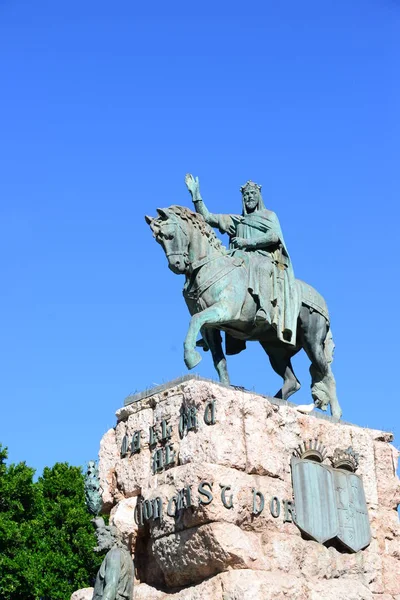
[135,482,294,526]
[120,401,218,472]
[122,398,296,529]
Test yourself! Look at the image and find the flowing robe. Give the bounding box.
[92,547,134,600]
[201,207,299,346]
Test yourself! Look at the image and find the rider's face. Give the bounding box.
[243,188,259,213]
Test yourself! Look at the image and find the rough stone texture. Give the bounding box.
[98,428,120,511]
[94,378,400,599]
[152,522,267,587]
[109,496,139,554]
[70,589,93,600]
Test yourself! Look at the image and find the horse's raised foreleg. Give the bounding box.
[184,304,231,370]
[201,327,230,385]
[261,343,301,400]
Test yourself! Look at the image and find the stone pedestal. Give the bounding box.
[95,376,400,599]
[71,589,94,600]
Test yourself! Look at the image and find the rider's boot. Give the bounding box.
[196,337,209,352]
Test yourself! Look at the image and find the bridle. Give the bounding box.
[159,219,190,266]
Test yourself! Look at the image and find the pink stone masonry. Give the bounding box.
[92,378,400,599]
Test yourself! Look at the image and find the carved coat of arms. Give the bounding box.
[291,441,371,552]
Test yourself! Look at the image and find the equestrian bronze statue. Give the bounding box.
[145,175,342,419]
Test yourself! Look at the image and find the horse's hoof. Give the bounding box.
[184,350,202,370]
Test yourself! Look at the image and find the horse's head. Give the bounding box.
[145,208,190,274]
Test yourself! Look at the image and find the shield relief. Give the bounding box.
[291,457,339,543]
[333,469,371,552]
[291,457,371,552]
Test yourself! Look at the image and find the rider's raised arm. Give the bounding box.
[192,196,218,226]
[193,199,236,234]
[185,173,235,235]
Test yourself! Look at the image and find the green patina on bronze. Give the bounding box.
[186,174,299,346]
[84,460,102,516]
[291,444,371,552]
[92,517,134,600]
[145,174,342,419]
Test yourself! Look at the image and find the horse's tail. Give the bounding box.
[312,325,341,419]
[324,326,335,365]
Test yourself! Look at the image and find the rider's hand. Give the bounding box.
[231,237,248,249]
[185,173,201,200]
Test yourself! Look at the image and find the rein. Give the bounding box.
[190,254,221,274]
[162,220,189,265]
[185,255,244,301]
[158,213,243,300]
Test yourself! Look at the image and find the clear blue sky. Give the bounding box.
[0,1,399,476]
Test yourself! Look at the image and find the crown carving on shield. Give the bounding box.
[293,439,328,463]
[240,180,262,194]
[331,447,359,472]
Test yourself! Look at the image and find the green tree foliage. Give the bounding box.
[0,445,102,600]
[0,444,38,600]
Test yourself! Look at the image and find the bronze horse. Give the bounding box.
[146,205,342,419]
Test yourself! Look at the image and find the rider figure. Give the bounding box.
[185,174,299,346]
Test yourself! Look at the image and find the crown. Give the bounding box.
[331,447,359,472]
[293,439,328,463]
[240,180,262,194]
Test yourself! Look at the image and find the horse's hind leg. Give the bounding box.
[300,308,342,419]
[201,327,230,385]
[261,342,300,401]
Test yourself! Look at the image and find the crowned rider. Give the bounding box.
[185,174,300,347]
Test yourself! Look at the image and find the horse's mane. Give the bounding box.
[168,205,225,252]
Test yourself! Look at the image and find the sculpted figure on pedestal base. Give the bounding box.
[92,518,134,600]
